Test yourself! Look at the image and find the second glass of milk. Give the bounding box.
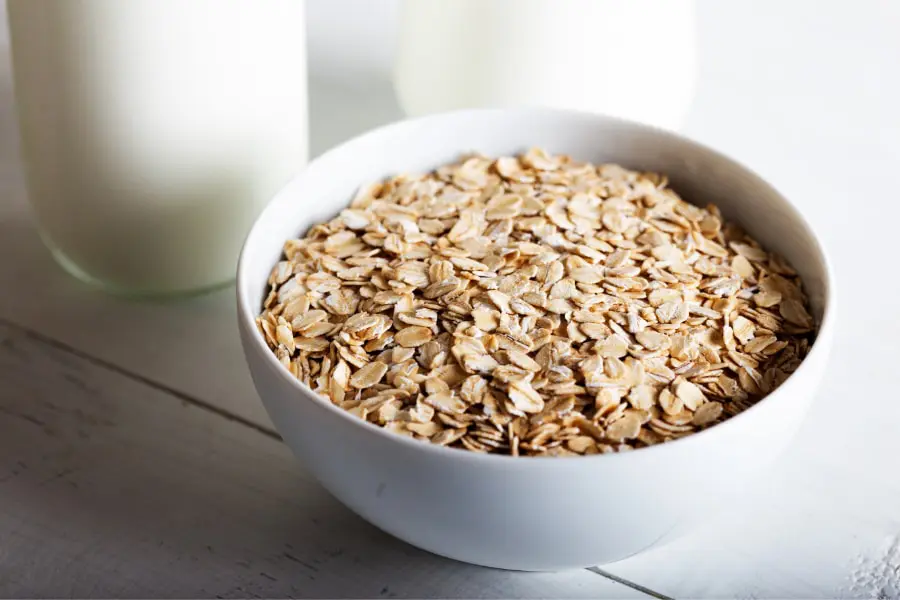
[394,0,697,132]
[7,0,309,296]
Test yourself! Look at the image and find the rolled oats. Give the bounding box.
[258,150,817,456]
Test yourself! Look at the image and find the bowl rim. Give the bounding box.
[236,106,836,465]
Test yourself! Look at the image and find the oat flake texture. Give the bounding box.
[257,149,817,456]
[849,534,900,599]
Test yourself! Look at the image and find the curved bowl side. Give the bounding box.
[236,108,835,570]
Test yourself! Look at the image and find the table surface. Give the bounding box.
[2,1,900,598]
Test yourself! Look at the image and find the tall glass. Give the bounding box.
[8,0,309,296]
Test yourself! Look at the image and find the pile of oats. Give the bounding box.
[257,149,816,456]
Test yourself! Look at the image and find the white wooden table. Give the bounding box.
[2,1,900,597]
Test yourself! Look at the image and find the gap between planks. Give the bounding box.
[0,314,667,598]
[0,315,281,442]
[587,568,674,600]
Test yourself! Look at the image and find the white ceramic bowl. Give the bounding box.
[237,108,834,571]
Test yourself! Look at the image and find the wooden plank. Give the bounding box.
[0,206,271,430]
[0,322,647,598]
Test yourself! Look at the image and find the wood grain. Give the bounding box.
[0,322,646,598]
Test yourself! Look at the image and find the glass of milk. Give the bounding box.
[7,0,309,296]
[394,0,697,132]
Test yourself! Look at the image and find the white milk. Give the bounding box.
[394,0,697,131]
[7,0,308,294]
